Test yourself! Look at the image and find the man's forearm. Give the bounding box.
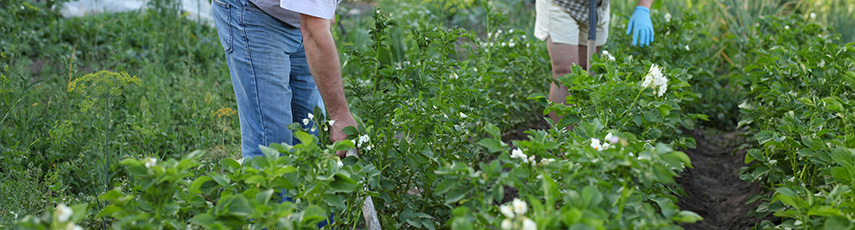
[637,0,653,9]
[300,15,352,119]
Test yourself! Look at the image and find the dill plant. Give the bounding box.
[66,70,141,201]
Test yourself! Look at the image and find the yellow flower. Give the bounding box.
[214,107,237,118]
[67,70,142,112]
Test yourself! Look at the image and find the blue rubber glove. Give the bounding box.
[626,6,654,47]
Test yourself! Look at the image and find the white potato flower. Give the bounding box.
[56,203,72,222]
[512,198,527,215]
[511,148,526,160]
[501,219,513,230]
[459,112,467,118]
[302,118,310,126]
[664,13,671,22]
[602,50,615,61]
[810,12,816,20]
[642,64,668,97]
[590,138,603,151]
[144,157,157,168]
[358,135,370,147]
[307,113,314,120]
[522,218,536,230]
[499,204,515,218]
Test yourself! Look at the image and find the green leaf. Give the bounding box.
[260,145,281,160]
[670,211,703,223]
[245,175,267,188]
[322,194,346,209]
[99,188,124,201]
[342,126,359,136]
[220,158,241,172]
[644,109,663,123]
[96,205,123,218]
[476,138,503,153]
[294,131,316,146]
[665,151,693,169]
[301,205,328,225]
[210,174,231,187]
[185,150,206,161]
[445,187,467,204]
[255,189,274,205]
[226,194,253,217]
[434,179,457,194]
[484,123,501,139]
[774,187,801,209]
[580,186,603,208]
[329,173,358,193]
[189,176,218,195]
[646,127,663,140]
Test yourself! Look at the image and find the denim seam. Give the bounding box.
[239,2,267,146]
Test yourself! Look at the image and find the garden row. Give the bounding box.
[5,0,854,229]
[736,17,855,229]
[13,3,710,229]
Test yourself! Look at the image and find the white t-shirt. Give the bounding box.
[250,0,301,27]
[280,0,341,20]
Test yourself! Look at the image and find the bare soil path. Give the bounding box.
[676,129,765,230]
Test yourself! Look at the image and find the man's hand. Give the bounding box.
[330,115,357,157]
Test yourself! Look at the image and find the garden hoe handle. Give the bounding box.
[346,148,382,230]
[587,0,597,75]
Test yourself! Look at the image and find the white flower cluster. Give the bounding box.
[510,148,535,164]
[510,148,555,166]
[55,204,83,230]
[641,64,668,97]
[325,120,335,131]
[143,157,157,168]
[664,13,671,22]
[602,50,616,61]
[302,113,319,132]
[591,132,619,151]
[499,198,536,230]
[357,134,373,151]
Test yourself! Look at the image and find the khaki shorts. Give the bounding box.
[534,0,610,46]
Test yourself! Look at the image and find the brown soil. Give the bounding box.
[676,129,765,230]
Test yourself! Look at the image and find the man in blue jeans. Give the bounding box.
[212,0,356,227]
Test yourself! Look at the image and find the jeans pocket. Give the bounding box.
[212,0,233,54]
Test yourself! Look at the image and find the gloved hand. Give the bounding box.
[626,6,654,47]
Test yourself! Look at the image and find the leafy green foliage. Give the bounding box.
[737,14,855,229]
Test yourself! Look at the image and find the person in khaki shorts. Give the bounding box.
[536,0,655,126]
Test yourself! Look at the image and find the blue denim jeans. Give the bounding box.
[212,0,324,158]
[212,0,333,227]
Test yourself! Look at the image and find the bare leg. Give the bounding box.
[546,37,578,129]
[546,38,603,129]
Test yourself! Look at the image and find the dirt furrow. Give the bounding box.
[676,129,765,230]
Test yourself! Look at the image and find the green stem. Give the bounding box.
[104,96,111,192]
[619,88,645,127]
